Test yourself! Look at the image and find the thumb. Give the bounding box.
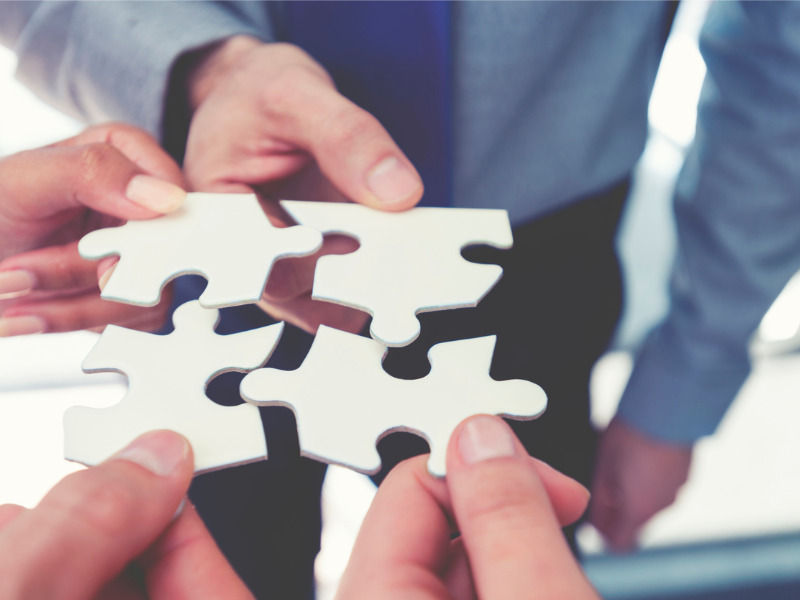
[283,80,424,210]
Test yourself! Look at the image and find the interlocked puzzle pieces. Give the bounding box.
[241,326,547,477]
[282,201,514,347]
[79,193,322,308]
[71,194,546,477]
[66,301,283,473]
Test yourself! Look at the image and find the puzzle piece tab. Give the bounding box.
[65,300,283,473]
[79,193,323,308]
[241,326,546,476]
[281,201,513,347]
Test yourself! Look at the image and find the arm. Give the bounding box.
[592,0,800,549]
[1,1,272,140]
[4,4,424,334]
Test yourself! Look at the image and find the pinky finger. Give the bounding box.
[0,241,100,294]
[4,291,171,334]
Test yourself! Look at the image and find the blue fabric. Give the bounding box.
[284,1,452,207]
[616,1,800,442]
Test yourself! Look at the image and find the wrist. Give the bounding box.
[162,35,264,161]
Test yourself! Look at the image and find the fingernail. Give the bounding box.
[366,157,421,205]
[98,263,116,291]
[126,175,186,213]
[458,415,517,465]
[0,270,37,299]
[579,485,591,503]
[172,498,188,522]
[113,430,189,476]
[0,315,47,337]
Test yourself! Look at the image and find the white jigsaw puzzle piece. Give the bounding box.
[241,325,546,476]
[65,300,283,473]
[281,201,513,347]
[79,193,323,308]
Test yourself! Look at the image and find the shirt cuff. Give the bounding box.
[16,1,272,138]
[615,322,751,444]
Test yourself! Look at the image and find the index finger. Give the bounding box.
[447,416,599,599]
[0,142,185,224]
[54,123,185,187]
[140,503,254,600]
[335,456,453,600]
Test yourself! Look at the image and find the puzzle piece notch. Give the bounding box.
[241,325,546,476]
[79,193,323,308]
[281,201,514,347]
[67,300,284,473]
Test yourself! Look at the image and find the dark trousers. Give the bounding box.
[186,180,628,598]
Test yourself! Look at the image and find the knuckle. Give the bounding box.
[74,143,118,190]
[84,121,147,143]
[319,107,381,152]
[270,43,329,77]
[79,123,112,141]
[104,123,157,152]
[260,66,320,118]
[102,121,142,137]
[257,44,333,104]
[263,260,307,300]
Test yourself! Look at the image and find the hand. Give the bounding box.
[183,37,424,334]
[0,124,186,336]
[337,415,600,599]
[590,416,693,552]
[0,430,253,599]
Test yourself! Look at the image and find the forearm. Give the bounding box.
[618,0,800,442]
